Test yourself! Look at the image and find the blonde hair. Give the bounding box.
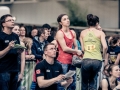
[23,37,33,55]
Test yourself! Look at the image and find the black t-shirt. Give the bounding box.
[0,32,20,73]
[35,60,63,90]
[107,46,120,63]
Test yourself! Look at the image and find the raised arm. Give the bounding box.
[0,41,15,59]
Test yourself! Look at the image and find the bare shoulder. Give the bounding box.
[51,40,57,44]
[56,30,63,35]
[80,29,88,36]
[70,30,76,34]
[99,30,106,36]
[70,30,76,37]
[56,30,64,38]
[81,29,88,33]
[102,79,108,85]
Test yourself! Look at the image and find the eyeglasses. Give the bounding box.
[5,19,14,22]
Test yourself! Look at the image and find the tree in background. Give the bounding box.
[67,0,87,27]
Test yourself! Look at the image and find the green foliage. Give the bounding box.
[67,0,87,26]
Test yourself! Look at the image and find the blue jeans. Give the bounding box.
[81,59,102,90]
[57,62,76,90]
[0,72,18,90]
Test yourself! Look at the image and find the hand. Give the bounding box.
[55,74,65,82]
[76,50,82,56]
[8,41,15,49]
[30,55,35,60]
[25,55,31,60]
[18,73,23,82]
[65,77,73,84]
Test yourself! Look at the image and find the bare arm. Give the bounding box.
[20,50,25,75]
[61,77,73,89]
[0,47,11,59]
[51,40,58,48]
[71,30,78,50]
[104,53,109,66]
[37,75,64,88]
[37,76,57,88]
[101,79,108,90]
[18,50,25,81]
[0,41,15,59]
[17,42,25,81]
[80,31,84,51]
[56,31,77,54]
[114,54,120,65]
[20,42,25,75]
[100,31,108,59]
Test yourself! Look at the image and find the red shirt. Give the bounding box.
[57,30,74,64]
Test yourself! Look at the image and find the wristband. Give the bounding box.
[82,51,84,54]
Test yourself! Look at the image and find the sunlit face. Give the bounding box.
[31,29,38,37]
[3,16,15,29]
[44,45,56,58]
[60,15,70,27]
[12,25,20,36]
[110,66,120,78]
[19,27,26,36]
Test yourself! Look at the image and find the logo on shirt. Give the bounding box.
[110,52,115,54]
[46,69,50,72]
[5,40,9,43]
[89,33,93,37]
[36,69,40,74]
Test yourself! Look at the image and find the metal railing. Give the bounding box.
[21,60,36,90]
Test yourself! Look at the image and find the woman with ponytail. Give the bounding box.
[80,14,108,90]
[56,14,82,90]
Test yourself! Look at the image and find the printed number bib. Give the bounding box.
[86,45,95,52]
[110,55,117,62]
